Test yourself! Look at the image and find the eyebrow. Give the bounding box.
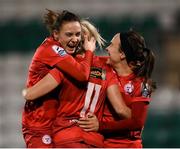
[65,32,73,34]
[65,31,81,34]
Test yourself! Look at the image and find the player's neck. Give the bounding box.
[113,62,133,77]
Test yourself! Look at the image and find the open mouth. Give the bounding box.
[67,39,79,49]
[65,44,78,54]
[67,44,76,49]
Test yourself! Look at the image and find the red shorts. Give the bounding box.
[53,126,104,148]
[104,138,142,148]
[55,141,95,148]
[53,126,83,147]
[23,127,54,148]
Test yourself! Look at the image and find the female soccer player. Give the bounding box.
[78,30,156,148]
[22,10,95,148]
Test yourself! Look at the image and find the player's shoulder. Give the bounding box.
[132,77,151,97]
[132,76,144,89]
[121,74,151,98]
[45,37,62,49]
[34,37,52,54]
[122,79,151,105]
[37,37,52,49]
[39,37,68,56]
[134,80,152,99]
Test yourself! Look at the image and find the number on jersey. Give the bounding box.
[80,82,101,117]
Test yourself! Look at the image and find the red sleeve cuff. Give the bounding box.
[132,97,151,104]
[49,68,64,84]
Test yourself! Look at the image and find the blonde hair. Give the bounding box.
[80,19,106,49]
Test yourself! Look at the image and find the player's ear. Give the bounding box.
[119,51,126,60]
[53,30,59,41]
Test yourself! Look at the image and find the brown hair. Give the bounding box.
[43,9,81,34]
[120,30,156,91]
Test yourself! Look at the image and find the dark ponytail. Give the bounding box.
[143,48,155,80]
[120,30,156,91]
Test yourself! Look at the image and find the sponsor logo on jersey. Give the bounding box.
[52,45,67,56]
[124,81,134,94]
[90,67,106,80]
[42,134,52,145]
[141,83,150,97]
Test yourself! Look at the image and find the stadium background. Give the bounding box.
[0,0,180,147]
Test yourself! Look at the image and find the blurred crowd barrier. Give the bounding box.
[0,7,180,147]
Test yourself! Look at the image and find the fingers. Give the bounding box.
[77,113,99,132]
[89,36,95,42]
[22,88,29,100]
[77,117,93,128]
[78,122,97,132]
[84,35,95,41]
[22,89,27,98]
[86,112,94,118]
[83,34,88,41]
[83,128,96,132]
[78,123,93,128]
[77,119,90,125]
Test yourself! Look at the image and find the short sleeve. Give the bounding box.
[132,96,151,104]
[42,44,70,67]
[49,68,64,84]
[122,92,151,106]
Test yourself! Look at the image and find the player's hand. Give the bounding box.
[22,88,28,100]
[83,35,96,53]
[77,112,99,132]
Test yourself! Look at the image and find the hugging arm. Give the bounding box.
[55,36,96,81]
[78,101,148,132]
[22,69,63,100]
[99,101,148,132]
[107,84,131,119]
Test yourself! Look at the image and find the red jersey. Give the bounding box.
[22,36,93,129]
[50,55,118,147]
[102,73,151,147]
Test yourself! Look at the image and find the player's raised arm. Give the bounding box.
[55,36,96,81]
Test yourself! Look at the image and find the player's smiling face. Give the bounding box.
[53,21,82,55]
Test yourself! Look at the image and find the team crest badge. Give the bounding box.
[52,45,67,56]
[124,82,134,94]
[42,134,52,145]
